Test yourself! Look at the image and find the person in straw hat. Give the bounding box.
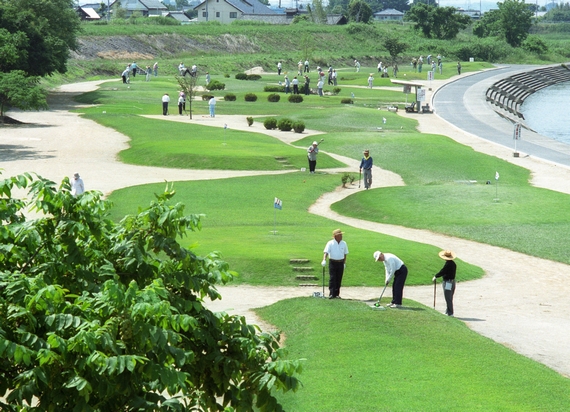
[432,250,457,317]
[321,229,349,299]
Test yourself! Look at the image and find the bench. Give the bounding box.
[405,104,416,113]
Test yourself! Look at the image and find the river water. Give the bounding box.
[520,81,570,144]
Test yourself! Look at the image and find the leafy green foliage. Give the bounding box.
[0,71,48,118]
[340,98,354,104]
[246,116,254,126]
[347,0,373,23]
[288,94,304,103]
[0,0,80,76]
[235,72,248,80]
[264,85,285,92]
[277,118,293,131]
[293,121,305,133]
[244,93,258,102]
[499,0,534,47]
[206,79,225,90]
[224,93,237,101]
[0,173,301,411]
[268,93,281,102]
[382,36,409,63]
[405,4,471,40]
[263,117,278,129]
[522,35,549,54]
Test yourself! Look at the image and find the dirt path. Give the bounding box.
[2,78,570,378]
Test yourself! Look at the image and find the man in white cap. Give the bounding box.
[322,229,349,299]
[432,250,457,316]
[373,251,408,308]
[307,141,319,173]
[71,173,84,196]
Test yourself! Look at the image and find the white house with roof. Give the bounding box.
[373,8,404,21]
[193,0,279,24]
[110,0,168,17]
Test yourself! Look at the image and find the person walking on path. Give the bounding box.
[433,250,457,317]
[208,96,216,117]
[374,251,408,308]
[317,77,324,96]
[359,149,373,189]
[71,173,84,196]
[367,73,374,89]
[457,61,462,75]
[277,61,282,75]
[322,229,349,299]
[162,93,170,116]
[153,62,158,77]
[307,141,319,173]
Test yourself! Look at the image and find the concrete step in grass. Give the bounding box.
[295,275,318,280]
[290,259,310,263]
[293,267,314,271]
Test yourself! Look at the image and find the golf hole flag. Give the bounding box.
[274,197,282,210]
[495,171,500,180]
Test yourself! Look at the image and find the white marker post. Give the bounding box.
[513,123,521,157]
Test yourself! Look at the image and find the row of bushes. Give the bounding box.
[202,93,349,104]
[263,117,305,133]
[235,73,262,81]
[263,85,342,95]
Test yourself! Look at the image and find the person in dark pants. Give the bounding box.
[433,250,457,317]
[359,149,373,189]
[304,75,310,95]
[307,141,319,173]
[374,251,408,308]
[162,93,170,116]
[322,229,349,299]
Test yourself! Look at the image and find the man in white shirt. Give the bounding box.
[374,251,408,308]
[71,173,84,196]
[322,229,349,299]
[162,93,170,116]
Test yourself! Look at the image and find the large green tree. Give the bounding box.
[0,0,81,120]
[498,0,534,47]
[347,0,373,23]
[0,174,301,411]
[0,0,80,76]
[473,0,533,47]
[382,35,409,62]
[405,3,471,39]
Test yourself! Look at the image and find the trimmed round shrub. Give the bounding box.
[244,93,258,102]
[207,80,225,90]
[264,85,285,92]
[332,87,342,95]
[224,73,230,78]
[246,116,254,126]
[235,73,248,80]
[224,93,236,101]
[277,118,293,132]
[288,95,303,103]
[202,94,214,101]
[246,74,261,81]
[267,93,281,103]
[341,98,354,104]
[263,118,278,130]
[293,121,305,133]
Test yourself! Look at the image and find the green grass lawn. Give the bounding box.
[258,298,570,411]
[107,173,484,286]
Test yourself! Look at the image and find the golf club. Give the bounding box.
[358,169,361,188]
[372,283,388,310]
[433,278,437,309]
[322,266,326,298]
[317,138,324,146]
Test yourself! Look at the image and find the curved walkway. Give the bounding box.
[2,75,570,377]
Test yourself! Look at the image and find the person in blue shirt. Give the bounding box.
[359,149,373,189]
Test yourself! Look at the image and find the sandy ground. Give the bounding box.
[2,76,570,378]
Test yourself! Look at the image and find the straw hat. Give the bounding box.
[332,229,343,237]
[438,250,456,260]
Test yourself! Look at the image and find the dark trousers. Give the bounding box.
[391,264,408,305]
[178,103,183,115]
[308,159,316,172]
[162,102,168,116]
[328,261,344,297]
[304,84,310,95]
[293,85,299,94]
[443,280,456,316]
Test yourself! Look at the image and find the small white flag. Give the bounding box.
[274,197,282,210]
[495,171,500,180]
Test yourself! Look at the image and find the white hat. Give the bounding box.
[312,141,318,145]
[373,251,382,261]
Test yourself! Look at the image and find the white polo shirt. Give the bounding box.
[324,240,348,261]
